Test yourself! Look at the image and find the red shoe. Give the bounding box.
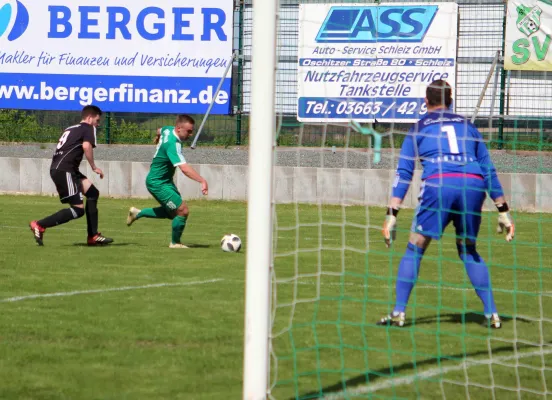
[29,221,45,246]
[87,233,114,246]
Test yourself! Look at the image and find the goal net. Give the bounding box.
[244,0,552,399]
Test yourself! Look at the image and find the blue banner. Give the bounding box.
[315,5,438,43]
[298,97,428,120]
[299,58,455,67]
[0,73,231,113]
[0,0,234,114]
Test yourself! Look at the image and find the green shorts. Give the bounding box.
[147,183,183,212]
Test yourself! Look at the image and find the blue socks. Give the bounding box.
[392,241,497,317]
[457,243,497,317]
[394,242,425,313]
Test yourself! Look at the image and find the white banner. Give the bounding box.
[0,0,234,113]
[297,3,458,123]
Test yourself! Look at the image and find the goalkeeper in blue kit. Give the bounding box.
[378,80,515,329]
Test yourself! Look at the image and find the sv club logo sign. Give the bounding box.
[510,0,552,66]
[516,4,542,36]
[0,0,29,41]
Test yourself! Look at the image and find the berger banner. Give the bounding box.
[297,3,458,123]
[0,0,234,113]
[505,0,552,71]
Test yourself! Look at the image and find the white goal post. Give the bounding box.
[242,0,279,399]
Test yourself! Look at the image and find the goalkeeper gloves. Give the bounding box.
[496,202,515,242]
[383,207,399,248]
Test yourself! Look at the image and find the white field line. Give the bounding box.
[0,278,223,303]
[320,348,552,399]
[0,275,547,304]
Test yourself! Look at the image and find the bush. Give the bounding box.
[0,109,59,142]
[108,118,154,144]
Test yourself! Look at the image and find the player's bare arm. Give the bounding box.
[83,141,104,179]
[179,164,208,195]
[154,127,161,145]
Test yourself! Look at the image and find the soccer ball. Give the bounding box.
[221,233,242,253]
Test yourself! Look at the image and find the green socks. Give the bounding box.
[137,207,170,219]
[171,216,188,244]
[135,208,187,244]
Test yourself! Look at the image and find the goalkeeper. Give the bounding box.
[126,115,208,248]
[378,80,514,329]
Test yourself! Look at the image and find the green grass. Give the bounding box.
[1,195,551,399]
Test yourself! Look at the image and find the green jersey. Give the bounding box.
[147,126,187,185]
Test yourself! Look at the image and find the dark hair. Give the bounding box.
[176,114,195,125]
[426,80,452,108]
[81,105,102,119]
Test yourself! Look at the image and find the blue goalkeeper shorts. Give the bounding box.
[411,175,487,241]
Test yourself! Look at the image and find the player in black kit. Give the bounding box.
[29,105,113,246]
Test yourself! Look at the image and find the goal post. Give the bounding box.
[242,0,279,398]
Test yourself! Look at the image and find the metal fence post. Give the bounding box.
[497,5,507,150]
[105,112,112,144]
[539,119,544,152]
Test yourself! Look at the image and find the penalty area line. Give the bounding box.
[0,278,224,303]
[319,348,552,399]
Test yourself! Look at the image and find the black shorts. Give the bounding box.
[50,169,86,205]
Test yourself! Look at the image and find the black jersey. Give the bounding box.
[51,123,97,172]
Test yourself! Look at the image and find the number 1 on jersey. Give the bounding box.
[443,125,459,154]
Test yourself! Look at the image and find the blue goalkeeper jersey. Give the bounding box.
[392,111,504,200]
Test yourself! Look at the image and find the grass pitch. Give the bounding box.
[0,195,551,399]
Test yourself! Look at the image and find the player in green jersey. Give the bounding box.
[126,115,208,248]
